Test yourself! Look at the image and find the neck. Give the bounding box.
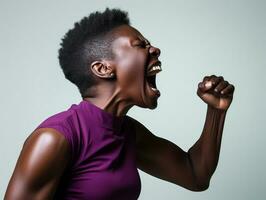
[82,84,133,117]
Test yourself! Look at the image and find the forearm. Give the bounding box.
[188,105,227,187]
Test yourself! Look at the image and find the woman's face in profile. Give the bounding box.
[109,25,162,109]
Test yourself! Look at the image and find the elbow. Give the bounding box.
[195,182,210,192]
[190,180,210,192]
[186,152,211,192]
[177,177,210,192]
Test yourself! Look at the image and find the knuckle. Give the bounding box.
[209,75,216,80]
[212,77,220,84]
[203,76,210,80]
[198,82,202,87]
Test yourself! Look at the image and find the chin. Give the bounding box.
[138,97,158,110]
[148,100,158,109]
[136,88,160,109]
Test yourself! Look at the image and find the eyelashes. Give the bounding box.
[136,41,149,48]
[133,38,151,49]
[138,43,147,48]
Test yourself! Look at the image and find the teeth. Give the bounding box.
[146,65,162,77]
[151,65,161,72]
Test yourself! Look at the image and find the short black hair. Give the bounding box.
[58,8,130,98]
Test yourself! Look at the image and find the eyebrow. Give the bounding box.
[134,37,151,46]
[144,39,151,45]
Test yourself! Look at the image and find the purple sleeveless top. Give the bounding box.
[34,99,141,200]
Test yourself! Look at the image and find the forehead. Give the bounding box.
[110,25,149,43]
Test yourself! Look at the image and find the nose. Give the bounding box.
[149,45,161,58]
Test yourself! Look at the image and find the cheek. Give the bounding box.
[116,51,146,87]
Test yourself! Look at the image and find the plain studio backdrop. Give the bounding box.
[0,0,265,199]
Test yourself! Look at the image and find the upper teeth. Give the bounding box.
[147,65,162,76]
[151,65,161,72]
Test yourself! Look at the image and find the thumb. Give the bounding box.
[198,81,213,92]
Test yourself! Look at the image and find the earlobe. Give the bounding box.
[90,61,115,79]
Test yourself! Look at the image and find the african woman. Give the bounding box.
[5,8,235,200]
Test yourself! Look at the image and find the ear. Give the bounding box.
[90,61,115,79]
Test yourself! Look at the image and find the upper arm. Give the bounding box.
[131,117,202,191]
[4,128,71,200]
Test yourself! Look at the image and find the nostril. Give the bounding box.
[149,46,161,57]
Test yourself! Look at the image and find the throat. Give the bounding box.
[83,88,133,117]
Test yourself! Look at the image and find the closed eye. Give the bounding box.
[137,41,151,48]
[136,41,147,48]
[133,39,151,49]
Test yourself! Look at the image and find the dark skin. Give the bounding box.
[4,25,235,199]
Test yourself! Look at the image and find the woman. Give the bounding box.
[4,8,235,200]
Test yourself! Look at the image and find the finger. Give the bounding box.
[214,81,229,93]
[203,74,218,82]
[200,75,216,92]
[209,76,224,87]
[203,75,211,82]
[199,75,223,92]
[198,81,213,92]
[221,84,235,95]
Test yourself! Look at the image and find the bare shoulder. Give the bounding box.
[25,127,70,150]
[4,128,71,200]
[22,127,71,169]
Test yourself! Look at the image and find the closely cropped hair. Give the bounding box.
[58,8,130,98]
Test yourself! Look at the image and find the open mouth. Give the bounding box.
[146,63,162,96]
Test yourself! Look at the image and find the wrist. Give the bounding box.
[207,105,227,119]
[207,105,227,114]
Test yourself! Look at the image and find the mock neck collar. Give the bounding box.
[80,99,127,132]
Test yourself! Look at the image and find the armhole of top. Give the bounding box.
[34,123,74,167]
[125,116,137,141]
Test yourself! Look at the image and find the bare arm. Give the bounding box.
[134,118,201,191]
[4,128,71,200]
[134,75,234,191]
[187,106,226,189]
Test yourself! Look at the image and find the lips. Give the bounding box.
[145,61,162,97]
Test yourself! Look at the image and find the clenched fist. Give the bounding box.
[197,75,235,111]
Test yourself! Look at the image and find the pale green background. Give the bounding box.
[1,0,265,199]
